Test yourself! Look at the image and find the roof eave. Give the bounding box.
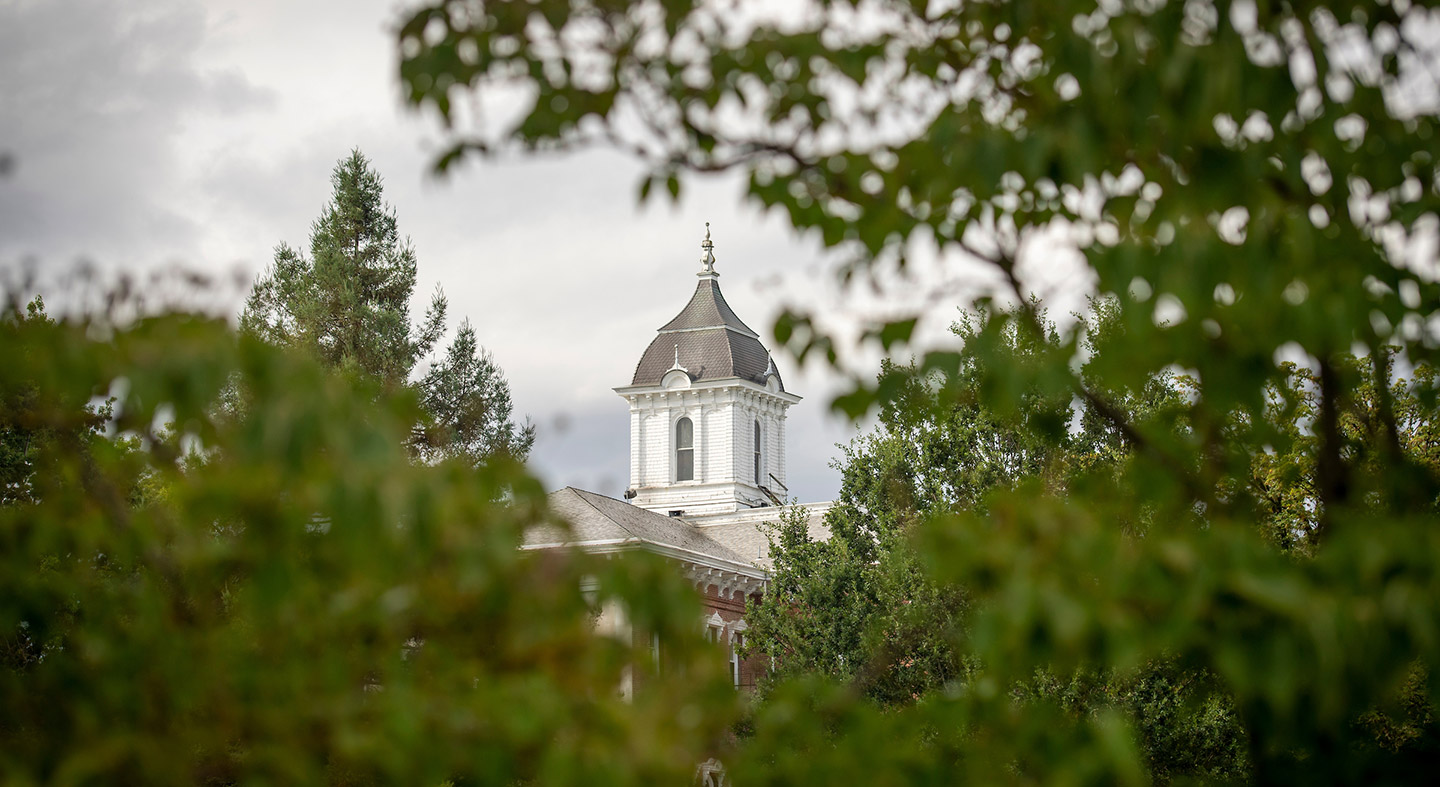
[614,377,802,403]
[523,535,768,580]
[657,323,760,340]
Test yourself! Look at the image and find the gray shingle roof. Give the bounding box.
[659,279,758,335]
[630,278,782,390]
[533,487,756,567]
[693,506,832,568]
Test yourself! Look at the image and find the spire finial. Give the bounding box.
[699,222,717,277]
[666,343,688,375]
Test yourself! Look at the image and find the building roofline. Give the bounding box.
[522,531,768,581]
[657,323,760,340]
[613,376,802,403]
[686,500,834,528]
[537,486,766,576]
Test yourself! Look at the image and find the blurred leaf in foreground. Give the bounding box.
[0,293,736,784]
[397,0,1440,780]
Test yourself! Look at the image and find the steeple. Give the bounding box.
[615,225,801,517]
[628,223,774,388]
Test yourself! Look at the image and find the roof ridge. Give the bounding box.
[720,325,737,382]
[657,323,759,339]
[568,487,643,542]
[556,487,758,568]
[657,279,759,335]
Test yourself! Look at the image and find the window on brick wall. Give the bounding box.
[675,417,694,481]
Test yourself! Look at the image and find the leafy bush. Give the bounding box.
[395,0,1440,780]
[1,297,737,784]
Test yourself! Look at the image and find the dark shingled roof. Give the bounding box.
[533,487,756,567]
[631,278,782,389]
[659,279,758,335]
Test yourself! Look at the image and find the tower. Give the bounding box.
[615,225,800,517]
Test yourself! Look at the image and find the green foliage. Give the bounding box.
[397,0,1440,779]
[240,149,531,466]
[0,296,124,510]
[0,301,739,784]
[750,304,1248,780]
[748,304,1080,704]
[1,297,64,506]
[1253,350,1440,552]
[416,319,536,465]
[241,149,445,390]
[1017,663,1250,784]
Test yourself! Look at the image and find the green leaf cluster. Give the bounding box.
[394,0,1440,777]
[240,150,533,467]
[240,150,444,390]
[747,303,1252,780]
[0,298,738,784]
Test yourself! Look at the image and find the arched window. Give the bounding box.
[675,417,694,481]
[753,420,763,484]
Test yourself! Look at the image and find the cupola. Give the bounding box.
[615,225,799,516]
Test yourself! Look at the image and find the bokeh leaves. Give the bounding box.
[0,304,738,785]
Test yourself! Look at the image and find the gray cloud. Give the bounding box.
[0,0,980,507]
[528,402,630,499]
[0,0,274,268]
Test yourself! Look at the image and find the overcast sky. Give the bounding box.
[0,0,1093,503]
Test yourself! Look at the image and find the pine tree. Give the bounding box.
[417,319,535,466]
[240,149,446,389]
[241,150,531,464]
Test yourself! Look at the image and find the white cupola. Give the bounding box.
[614,225,799,516]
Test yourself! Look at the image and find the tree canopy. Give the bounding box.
[749,299,1440,780]
[4,0,1439,782]
[241,149,533,466]
[241,149,446,390]
[416,318,535,464]
[398,0,1440,781]
[0,296,734,784]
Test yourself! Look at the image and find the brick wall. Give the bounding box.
[699,584,766,691]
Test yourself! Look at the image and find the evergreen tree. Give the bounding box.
[241,150,531,464]
[240,149,446,389]
[417,319,535,466]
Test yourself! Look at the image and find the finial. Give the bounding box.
[699,222,717,277]
[667,343,688,374]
